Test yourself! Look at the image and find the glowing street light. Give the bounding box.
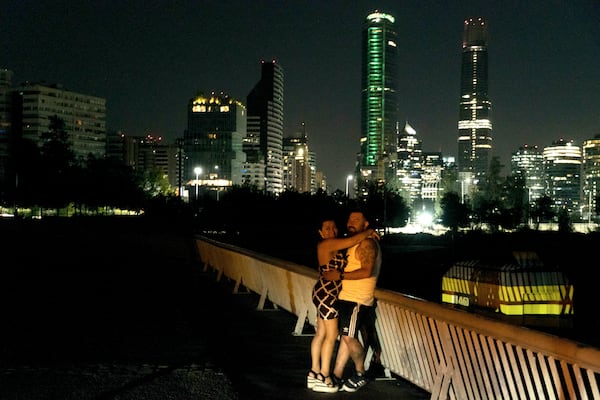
[194,166,202,199]
[214,165,220,201]
[346,174,353,197]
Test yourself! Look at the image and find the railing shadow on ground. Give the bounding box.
[196,235,600,400]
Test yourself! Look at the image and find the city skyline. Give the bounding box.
[2,1,599,191]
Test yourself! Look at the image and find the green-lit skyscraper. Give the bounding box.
[358,11,399,190]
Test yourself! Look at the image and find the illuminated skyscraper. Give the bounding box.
[582,135,600,223]
[457,17,492,186]
[396,121,423,207]
[184,92,247,199]
[511,145,544,223]
[358,11,398,190]
[246,60,284,195]
[543,139,582,218]
[282,123,312,194]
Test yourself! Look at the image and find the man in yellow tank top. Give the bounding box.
[323,209,381,392]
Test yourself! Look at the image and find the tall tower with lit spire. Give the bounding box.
[358,10,399,192]
[457,17,492,186]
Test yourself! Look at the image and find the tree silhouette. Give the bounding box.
[557,207,573,233]
[38,115,77,214]
[440,191,470,233]
[6,137,41,211]
[531,195,555,229]
[471,157,505,231]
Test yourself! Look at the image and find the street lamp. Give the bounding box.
[214,165,220,201]
[194,167,202,199]
[346,174,353,197]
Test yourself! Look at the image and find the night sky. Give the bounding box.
[3,1,599,191]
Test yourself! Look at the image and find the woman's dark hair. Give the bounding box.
[315,209,351,238]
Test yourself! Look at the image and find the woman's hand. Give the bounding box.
[368,229,381,241]
[322,269,341,281]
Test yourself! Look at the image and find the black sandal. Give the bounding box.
[306,370,319,389]
[312,373,340,393]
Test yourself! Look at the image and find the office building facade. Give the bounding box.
[105,131,184,196]
[184,92,247,199]
[543,139,582,218]
[457,17,493,186]
[358,11,399,191]
[246,60,284,195]
[582,135,600,223]
[0,68,13,186]
[510,145,545,207]
[395,121,423,208]
[11,82,106,161]
[421,152,444,213]
[282,121,313,194]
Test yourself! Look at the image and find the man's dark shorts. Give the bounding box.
[338,299,375,338]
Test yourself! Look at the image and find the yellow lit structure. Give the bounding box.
[441,252,574,323]
[191,93,243,113]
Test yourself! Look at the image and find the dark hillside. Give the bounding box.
[0,216,199,365]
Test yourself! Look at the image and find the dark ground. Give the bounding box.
[0,217,244,399]
[0,217,200,366]
[0,216,430,399]
[0,216,597,399]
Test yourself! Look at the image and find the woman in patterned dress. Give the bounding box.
[308,218,378,392]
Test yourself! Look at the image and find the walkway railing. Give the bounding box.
[196,236,600,399]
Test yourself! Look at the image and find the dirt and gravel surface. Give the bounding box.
[3,216,595,399]
[0,217,240,399]
[0,217,429,400]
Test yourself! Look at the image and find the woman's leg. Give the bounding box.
[310,317,325,373]
[319,317,339,377]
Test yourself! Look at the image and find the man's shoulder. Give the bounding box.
[359,237,379,250]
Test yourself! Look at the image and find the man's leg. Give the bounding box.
[334,300,356,380]
[332,336,349,380]
[340,304,371,392]
[361,303,383,376]
[344,335,366,374]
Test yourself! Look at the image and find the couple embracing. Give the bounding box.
[307,208,382,393]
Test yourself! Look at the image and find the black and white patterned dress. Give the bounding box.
[312,250,348,320]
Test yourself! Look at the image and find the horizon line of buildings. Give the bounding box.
[1,10,598,222]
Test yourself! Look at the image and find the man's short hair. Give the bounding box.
[348,207,372,225]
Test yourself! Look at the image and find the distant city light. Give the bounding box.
[417,212,433,227]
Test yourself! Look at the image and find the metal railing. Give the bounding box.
[196,236,600,399]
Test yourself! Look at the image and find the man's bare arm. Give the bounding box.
[356,238,377,276]
[339,238,377,280]
[321,237,378,281]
